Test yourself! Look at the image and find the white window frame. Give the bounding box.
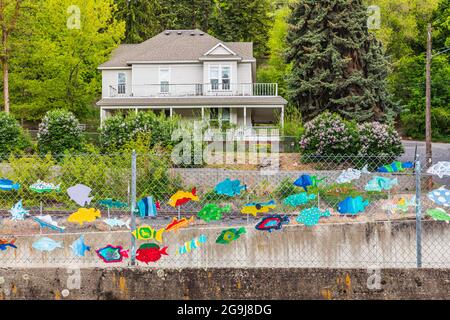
[117,72,126,95]
[159,67,171,94]
[208,64,232,91]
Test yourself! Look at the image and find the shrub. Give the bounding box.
[37,109,85,157]
[299,111,359,156]
[0,112,32,159]
[401,107,450,141]
[357,122,404,157]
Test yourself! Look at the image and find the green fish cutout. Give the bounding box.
[197,204,231,222]
[427,208,450,223]
[216,227,246,244]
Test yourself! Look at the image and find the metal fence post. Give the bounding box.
[130,150,137,266]
[414,158,422,268]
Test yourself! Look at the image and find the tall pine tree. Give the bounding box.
[286,0,397,122]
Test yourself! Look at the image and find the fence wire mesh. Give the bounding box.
[0,152,448,268]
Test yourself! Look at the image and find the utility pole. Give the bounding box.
[425,23,432,170]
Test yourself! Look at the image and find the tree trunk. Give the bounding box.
[2,57,9,113]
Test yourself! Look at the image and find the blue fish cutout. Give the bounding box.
[214,178,247,197]
[0,179,20,191]
[255,215,290,232]
[293,175,324,192]
[364,176,398,192]
[32,215,65,233]
[32,237,63,252]
[98,199,128,209]
[296,207,331,226]
[70,235,90,257]
[337,196,369,215]
[283,192,316,207]
[9,200,29,221]
[377,161,413,173]
[427,186,450,207]
[137,196,159,217]
[0,238,17,251]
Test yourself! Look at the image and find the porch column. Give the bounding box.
[201,107,205,121]
[170,107,173,117]
[100,108,105,128]
[243,106,247,128]
[280,105,284,129]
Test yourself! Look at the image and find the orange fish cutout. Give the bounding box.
[168,188,199,207]
[165,216,195,232]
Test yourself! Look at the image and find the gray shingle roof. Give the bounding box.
[99,30,254,68]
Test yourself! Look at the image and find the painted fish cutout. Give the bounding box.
[296,207,331,226]
[96,244,128,263]
[136,243,168,263]
[32,215,65,233]
[98,199,128,209]
[241,200,276,217]
[32,237,63,252]
[377,161,413,173]
[336,165,370,184]
[337,196,369,215]
[364,176,398,192]
[67,208,101,225]
[283,193,316,207]
[168,188,199,207]
[0,179,20,191]
[427,208,450,223]
[9,200,29,221]
[178,235,207,254]
[197,204,231,222]
[29,180,60,193]
[255,215,290,232]
[0,237,17,251]
[165,216,195,232]
[132,225,165,242]
[214,178,246,197]
[137,196,160,217]
[293,175,325,192]
[382,197,415,214]
[103,218,131,229]
[427,162,450,179]
[71,235,91,257]
[67,184,93,206]
[428,186,450,207]
[216,227,246,244]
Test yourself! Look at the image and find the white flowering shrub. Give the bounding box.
[37,109,85,156]
[357,122,404,157]
[299,111,359,156]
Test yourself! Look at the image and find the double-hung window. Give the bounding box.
[118,73,126,95]
[159,68,170,93]
[209,65,231,91]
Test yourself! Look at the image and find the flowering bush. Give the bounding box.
[0,112,33,159]
[299,112,358,156]
[37,109,85,157]
[357,122,404,157]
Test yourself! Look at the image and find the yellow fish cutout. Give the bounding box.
[240,200,276,217]
[67,208,101,225]
[168,188,199,207]
[165,216,195,232]
[132,225,165,242]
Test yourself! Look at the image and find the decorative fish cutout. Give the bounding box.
[132,225,165,242]
[96,245,129,263]
[241,200,276,217]
[0,237,17,251]
[67,208,101,225]
[0,179,20,191]
[32,237,63,252]
[293,175,325,192]
[427,208,450,223]
[168,188,199,207]
[98,199,128,209]
[283,193,316,207]
[296,207,331,226]
[29,180,60,193]
[165,216,195,232]
[255,215,290,232]
[428,186,450,207]
[137,196,160,217]
[214,178,246,197]
[364,176,398,192]
[67,184,93,206]
[336,165,370,184]
[377,161,413,173]
[9,200,29,221]
[103,218,131,229]
[32,215,65,233]
[337,196,369,215]
[382,197,416,214]
[136,243,168,263]
[197,204,231,222]
[70,235,91,257]
[178,235,207,254]
[427,162,450,179]
[216,227,246,244]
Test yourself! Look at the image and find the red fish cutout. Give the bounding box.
[136,243,168,264]
[168,188,199,207]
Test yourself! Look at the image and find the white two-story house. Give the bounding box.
[97,29,287,134]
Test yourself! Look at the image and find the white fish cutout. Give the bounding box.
[67,184,93,206]
[103,218,131,229]
[9,200,29,221]
[427,162,450,179]
[336,164,370,184]
[32,237,63,252]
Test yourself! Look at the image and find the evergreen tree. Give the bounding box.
[286,0,397,122]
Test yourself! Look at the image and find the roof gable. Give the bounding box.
[203,43,236,56]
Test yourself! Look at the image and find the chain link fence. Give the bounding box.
[0,152,448,268]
